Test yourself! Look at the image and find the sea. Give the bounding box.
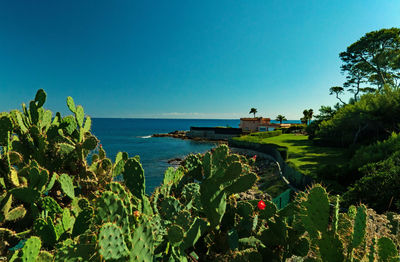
[91,118,300,193]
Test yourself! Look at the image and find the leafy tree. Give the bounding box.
[306,105,338,139]
[314,105,337,122]
[329,86,347,105]
[275,114,287,124]
[249,107,257,118]
[342,63,371,101]
[316,85,400,146]
[340,28,400,90]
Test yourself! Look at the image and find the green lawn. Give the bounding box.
[240,134,348,177]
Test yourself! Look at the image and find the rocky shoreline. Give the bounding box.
[152,130,228,143]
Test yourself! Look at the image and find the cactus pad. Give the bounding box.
[160,196,182,218]
[123,157,145,198]
[168,224,185,245]
[317,234,344,262]
[10,187,40,203]
[130,221,155,262]
[36,251,53,262]
[75,105,84,127]
[182,218,208,250]
[59,173,75,199]
[377,237,398,262]
[82,135,98,151]
[301,185,330,236]
[95,191,130,237]
[98,222,129,261]
[224,172,257,194]
[0,115,13,145]
[66,96,76,113]
[72,207,93,237]
[33,218,57,247]
[22,236,41,262]
[62,208,73,231]
[5,205,27,221]
[83,116,91,133]
[38,196,63,216]
[34,89,47,108]
[352,204,367,249]
[56,143,75,157]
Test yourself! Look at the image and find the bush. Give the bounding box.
[349,132,400,171]
[276,124,306,134]
[305,121,320,139]
[315,85,400,147]
[343,150,400,212]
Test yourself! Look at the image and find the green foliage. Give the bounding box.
[350,132,400,171]
[343,150,400,212]
[248,130,282,138]
[275,114,287,124]
[316,86,400,146]
[340,28,400,90]
[1,89,399,261]
[233,130,282,143]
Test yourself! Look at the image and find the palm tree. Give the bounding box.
[249,108,257,118]
[302,109,313,125]
[275,115,287,124]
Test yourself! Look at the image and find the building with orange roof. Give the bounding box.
[240,117,290,133]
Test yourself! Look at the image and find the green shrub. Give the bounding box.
[315,85,400,147]
[350,132,400,171]
[343,150,400,212]
[248,130,282,138]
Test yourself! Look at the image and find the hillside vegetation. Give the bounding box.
[0,90,399,261]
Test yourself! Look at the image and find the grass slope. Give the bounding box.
[239,134,348,177]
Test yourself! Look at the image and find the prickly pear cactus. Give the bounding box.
[300,185,330,238]
[21,236,41,262]
[98,222,129,261]
[377,237,398,262]
[58,173,75,199]
[129,220,155,262]
[351,205,367,249]
[123,157,145,198]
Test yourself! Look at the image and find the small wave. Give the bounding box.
[140,135,152,139]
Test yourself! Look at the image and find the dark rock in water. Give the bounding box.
[152,131,188,139]
[169,130,186,135]
[168,157,182,166]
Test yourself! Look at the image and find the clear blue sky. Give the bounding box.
[1,1,399,119]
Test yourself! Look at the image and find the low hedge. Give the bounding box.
[248,130,282,138]
[275,124,306,134]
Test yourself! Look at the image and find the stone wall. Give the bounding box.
[187,127,242,140]
[228,139,313,190]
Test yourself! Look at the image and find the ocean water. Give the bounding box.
[91,118,240,193]
[91,118,301,193]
